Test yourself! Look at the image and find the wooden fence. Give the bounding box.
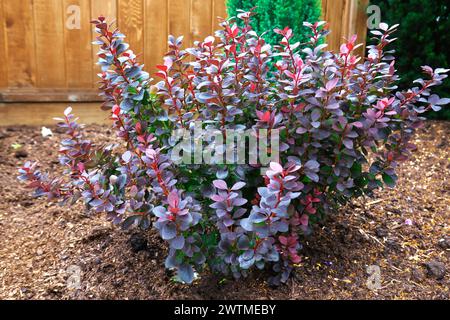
[0,0,369,124]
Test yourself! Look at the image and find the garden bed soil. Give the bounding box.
[0,121,448,299]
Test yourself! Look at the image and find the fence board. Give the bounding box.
[353,0,369,56]
[168,0,191,47]
[118,0,144,56]
[323,0,347,53]
[64,0,93,88]
[144,0,168,75]
[322,0,368,55]
[0,1,7,88]
[33,0,66,87]
[212,0,227,33]
[91,0,117,22]
[3,0,36,88]
[91,0,118,85]
[191,0,212,43]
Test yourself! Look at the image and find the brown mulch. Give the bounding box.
[0,121,448,300]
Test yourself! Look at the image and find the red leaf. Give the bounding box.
[156,65,167,72]
[112,104,120,116]
[135,122,142,135]
[155,71,167,79]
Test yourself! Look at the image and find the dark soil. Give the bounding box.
[0,122,448,300]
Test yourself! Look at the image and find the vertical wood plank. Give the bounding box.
[91,0,117,86]
[63,0,93,88]
[354,0,369,56]
[212,0,227,33]
[118,0,144,56]
[347,0,356,36]
[323,0,346,52]
[91,0,117,24]
[321,0,327,20]
[336,0,346,50]
[191,0,213,44]
[322,0,368,54]
[144,0,168,75]
[3,0,36,88]
[33,0,66,87]
[342,0,352,38]
[167,0,191,48]
[0,1,7,87]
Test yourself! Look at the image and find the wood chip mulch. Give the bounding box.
[0,121,448,300]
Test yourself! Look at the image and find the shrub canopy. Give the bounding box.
[18,12,448,285]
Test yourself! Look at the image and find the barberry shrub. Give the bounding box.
[18,12,448,285]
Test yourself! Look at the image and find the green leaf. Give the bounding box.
[350,162,362,177]
[11,143,22,150]
[382,173,396,188]
[127,86,138,94]
[321,165,332,175]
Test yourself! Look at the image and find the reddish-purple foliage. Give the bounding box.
[18,11,448,284]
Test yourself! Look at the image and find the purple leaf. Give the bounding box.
[233,198,248,206]
[311,109,321,122]
[269,162,283,174]
[343,139,353,149]
[231,181,246,191]
[326,78,339,91]
[213,179,228,190]
[352,121,363,128]
[64,107,73,116]
[305,160,320,170]
[122,151,132,163]
[162,223,177,240]
[89,198,104,207]
[171,235,185,249]
[177,264,194,284]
